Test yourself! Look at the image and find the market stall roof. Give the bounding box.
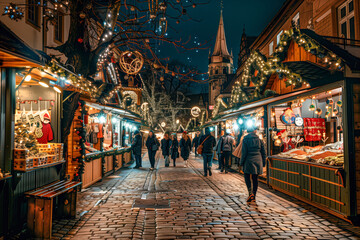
[204,89,313,126]
[302,29,360,71]
[283,61,343,87]
[85,102,142,122]
[0,21,43,67]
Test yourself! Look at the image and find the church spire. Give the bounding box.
[212,10,230,57]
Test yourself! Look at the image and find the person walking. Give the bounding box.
[180,131,191,167]
[131,130,142,168]
[146,130,160,170]
[219,129,235,173]
[198,127,216,177]
[192,131,200,157]
[170,133,179,167]
[240,127,266,203]
[214,135,223,170]
[161,132,171,167]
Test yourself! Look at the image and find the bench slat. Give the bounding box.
[40,182,81,198]
[26,181,81,199]
[26,180,66,196]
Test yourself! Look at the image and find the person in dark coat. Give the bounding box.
[146,130,160,170]
[192,131,201,157]
[199,127,216,177]
[218,130,235,173]
[180,131,191,167]
[131,130,142,168]
[170,133,179,167]
[161,132,171,167]
[240,127,266,202]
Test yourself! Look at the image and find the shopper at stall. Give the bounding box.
[146,130,160,170]
[161,132,171,167]
[219,129,235,173]
[131,130,143,168]
[192,131,201,157]
[214,135,223,170]
[198,127,216,177]
[180,131,192,167]
[170,133,179,167]
[240,126,266,203]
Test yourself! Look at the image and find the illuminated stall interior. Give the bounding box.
[269,87,343,166]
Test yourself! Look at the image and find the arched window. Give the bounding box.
[223,67,228,74]
[215,69,218,74]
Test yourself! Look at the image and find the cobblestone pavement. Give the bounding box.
[50,152,360,240]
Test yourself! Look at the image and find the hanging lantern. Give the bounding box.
[315,108,322,115]
[333,108,338,115]
[325,111,330,118]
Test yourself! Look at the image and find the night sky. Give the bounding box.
[159,0,287,75]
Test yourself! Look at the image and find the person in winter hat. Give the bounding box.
[240,126,266,203]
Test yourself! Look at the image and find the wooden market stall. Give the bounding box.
[66,101,141,188]
[208,28,360,223]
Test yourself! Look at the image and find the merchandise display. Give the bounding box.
[270,87,343,167]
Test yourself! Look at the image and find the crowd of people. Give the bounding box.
[130,126,266,203]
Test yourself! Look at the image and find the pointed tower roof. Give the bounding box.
[212,11,230,57]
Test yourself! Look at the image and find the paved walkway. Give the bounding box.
[50,152,360,240]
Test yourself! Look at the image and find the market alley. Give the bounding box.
[50,153,360,240]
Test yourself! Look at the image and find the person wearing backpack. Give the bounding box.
[146,130,160,170]
[219,129,235,173]
[198,127,216,177]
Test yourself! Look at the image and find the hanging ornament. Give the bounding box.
[315,108,322,116]
[274,138,282,147]
[309,101,316,111]
[326,98,334,105]
[119,51,144,75]
[77,38,84,43]
[337,100,342,108]
[333,108,338,115]
[325,111,331,118]
[79,12,86,18]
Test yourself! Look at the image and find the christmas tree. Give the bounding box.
[14,121,39,155]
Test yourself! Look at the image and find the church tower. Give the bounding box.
[208,10,234,107]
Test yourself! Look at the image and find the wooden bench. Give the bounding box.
[25,180,82,239]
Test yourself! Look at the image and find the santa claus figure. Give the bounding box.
[36,112,54,144]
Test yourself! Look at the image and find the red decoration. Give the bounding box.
[39,97,43,101]
[77,38,83,43]
[50,101,54,106]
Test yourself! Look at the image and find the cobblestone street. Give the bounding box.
[51,153,360,240]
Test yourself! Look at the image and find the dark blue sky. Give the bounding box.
[159,0,287,73]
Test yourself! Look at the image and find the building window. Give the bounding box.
[215,69,218,75]
[276,30,283,45]
[338,0,355,41]
[54,13,64,43]
[269,41,274,56]
[223,67,227,74]
[26,0,40,28]
[292,12,300,27]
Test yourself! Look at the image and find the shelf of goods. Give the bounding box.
[268,144,346,218]
[14,143,64,172]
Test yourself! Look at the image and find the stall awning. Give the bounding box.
[85,102,142,122]
[0,21,43,67]
[283,61,343,87]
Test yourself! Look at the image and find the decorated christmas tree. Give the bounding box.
[14,121,39,155]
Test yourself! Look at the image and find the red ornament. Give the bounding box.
[50,101,54,106]
[77,38,83,43]
[39,97,43,101]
